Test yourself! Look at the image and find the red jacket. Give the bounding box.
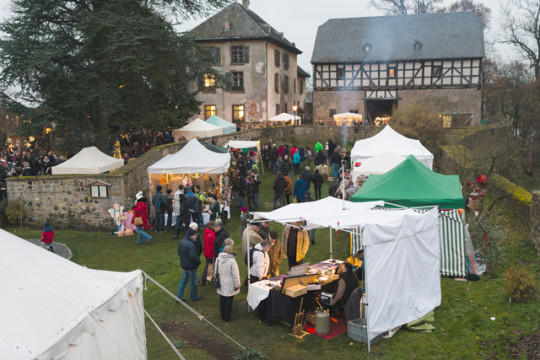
[203,228,216,259]
[41,230,54,244]
[132,200,151,230]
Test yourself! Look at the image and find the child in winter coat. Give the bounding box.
[40,221,54,252]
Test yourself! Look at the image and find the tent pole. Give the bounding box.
[246,218,251,312]
[362,229,371,353]
[329,228,333,259]
[342,160,346,210]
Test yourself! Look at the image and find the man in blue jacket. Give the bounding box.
[293,176,308,202]
[177,227,203,302]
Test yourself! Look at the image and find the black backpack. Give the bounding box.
[244,246,263,265]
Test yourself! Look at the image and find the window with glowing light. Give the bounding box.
[232,105,244,122]
[203,73,215,92]
[205,105,216,119]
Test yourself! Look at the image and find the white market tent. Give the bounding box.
[350,125,434,169]
[206,115,236,135]
[268,112,301,124]
[51,146,124,175]
[351,152,405,184]
[148,138,230,175]
[0,229,146,360]
[225,140,259,150]
[253,200,441,348]
[173,118,223,141]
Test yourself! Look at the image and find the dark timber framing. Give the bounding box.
[313,58,482,91]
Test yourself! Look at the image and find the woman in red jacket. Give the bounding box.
[132,191,152,245]
[40,221,54,252]
[201,221,216,285]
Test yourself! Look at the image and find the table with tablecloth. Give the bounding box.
[247,259,342,327]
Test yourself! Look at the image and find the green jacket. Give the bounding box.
[315,142,323,154]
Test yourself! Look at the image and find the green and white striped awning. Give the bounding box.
[439,209,467,277]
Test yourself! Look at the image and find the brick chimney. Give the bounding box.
[242,0,250,8]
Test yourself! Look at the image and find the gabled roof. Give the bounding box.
[312,12,484,63]
[189,2,301,54]
[297,65,311,78]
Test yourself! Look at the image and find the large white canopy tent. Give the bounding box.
[253,200,441,348]
[351,152,405,184]
[0,229,146,360]
[268,112,301,125]
[51,146,124,175]
[148,138,231,200]
[172,118,223,141]
[350,125,434,169]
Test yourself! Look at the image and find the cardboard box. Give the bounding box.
[285,283,307,298]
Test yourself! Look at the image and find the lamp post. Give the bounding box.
[292,104,298,125]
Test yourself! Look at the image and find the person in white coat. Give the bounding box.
[249,239,272,283]
[215,240,241,322]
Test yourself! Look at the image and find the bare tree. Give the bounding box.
[370,0,441,15]
[438,0,491,28]
[502,0,540,81]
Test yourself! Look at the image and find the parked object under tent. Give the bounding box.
[252,198,441,350]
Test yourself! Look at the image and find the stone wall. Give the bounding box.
[6,126,378,230]
[313,87,482,125]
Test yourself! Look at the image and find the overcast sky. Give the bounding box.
[0,0,521,74]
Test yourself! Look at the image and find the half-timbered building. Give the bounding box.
[311,12,484,125]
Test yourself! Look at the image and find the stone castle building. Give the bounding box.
[188,1,309,128]
[311,12,484,126]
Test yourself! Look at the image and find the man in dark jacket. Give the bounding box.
[152,185,165,232]
[312,169,324,200]
[300,166,313,190]
[213,221,230,258]
[272,172,287,209]
[177,228,203,302]
[184,187,199,224]
[270,144,279,172]
[332,261,359,316]
[293,176,308,202]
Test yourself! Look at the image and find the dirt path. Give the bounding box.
[162,322,239,360]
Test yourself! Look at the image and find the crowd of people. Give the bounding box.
[123,137,361,323]
[117,129,176,162]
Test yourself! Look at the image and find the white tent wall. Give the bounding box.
[0,229,146,360]
[48,285,146,360]
[364,209,441,341]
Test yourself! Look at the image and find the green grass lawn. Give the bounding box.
[8,160,539,360]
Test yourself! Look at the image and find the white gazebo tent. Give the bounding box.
[350,125,434,169]
[225,140,263,174]
[333,112,363,126]
[268,112,301,125]
[51,146,124,175]
[351,152,405,184]
[0,229,146,360]
[253,199,441,350]
[206,115,236,135]
[173,118,223,141]
[148,138,230,199]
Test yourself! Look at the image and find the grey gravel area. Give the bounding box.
[25,239,72,259]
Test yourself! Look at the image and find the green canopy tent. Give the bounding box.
[351,155,467,276]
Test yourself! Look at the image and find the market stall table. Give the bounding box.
[247,259,343,328]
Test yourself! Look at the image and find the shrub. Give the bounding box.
[5,197,24,227]
[503,264,538,303]
[125,197,135,211]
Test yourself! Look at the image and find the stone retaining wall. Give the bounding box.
[530,191,540,254]
[6,125,378,230]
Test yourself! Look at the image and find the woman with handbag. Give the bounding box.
[132,191,152,245]
[215,239,240,322]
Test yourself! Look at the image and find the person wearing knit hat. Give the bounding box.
[215,238,240,322]
[177,226,203,302]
